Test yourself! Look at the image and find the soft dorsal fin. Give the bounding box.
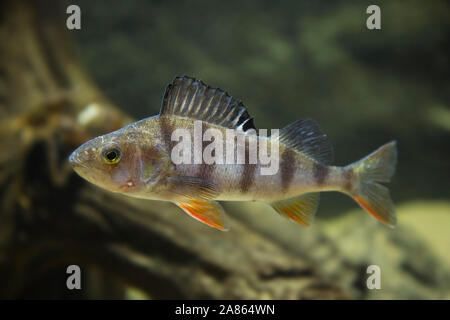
[279,119,333,165]
[160,76,256,132]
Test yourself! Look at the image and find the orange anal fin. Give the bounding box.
[271,193,320,227]
[176,199,229,231]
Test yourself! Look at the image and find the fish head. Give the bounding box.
[69,123,167,195]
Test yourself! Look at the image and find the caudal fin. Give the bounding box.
[346,141,398,228]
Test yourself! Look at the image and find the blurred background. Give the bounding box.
[0,0,448,299]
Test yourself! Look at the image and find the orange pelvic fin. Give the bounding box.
[176,199,229,231]
[271,193,320,227]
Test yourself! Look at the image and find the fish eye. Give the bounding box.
[102,147,121,165]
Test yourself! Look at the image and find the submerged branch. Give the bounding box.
[0,0,347,299]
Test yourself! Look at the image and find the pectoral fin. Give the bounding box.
[271,193,320,226]
[168,176,220,199]
[176,199,229,231]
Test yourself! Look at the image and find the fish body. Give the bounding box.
[70,76,397,230]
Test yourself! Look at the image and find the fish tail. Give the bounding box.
[344,141,398,227]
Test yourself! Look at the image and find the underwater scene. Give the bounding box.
[0,0,449,301]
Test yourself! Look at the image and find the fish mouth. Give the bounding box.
[68,151,88,169]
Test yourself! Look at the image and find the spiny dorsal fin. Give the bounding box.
[279,119,333,165]
[271,193,320,227]
[160,76,256,132]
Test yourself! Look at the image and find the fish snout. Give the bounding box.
[68,149,86,168]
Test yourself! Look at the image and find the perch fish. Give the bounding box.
[69,76,398,231]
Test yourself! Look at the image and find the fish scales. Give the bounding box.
[69,76,398,231]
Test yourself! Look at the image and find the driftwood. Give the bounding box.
[0,0,347,299]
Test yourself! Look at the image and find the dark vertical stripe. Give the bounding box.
[280,149,296,192]
[239,136,257,193]
[313,162,329,185]
[159,115,174,153]
[198,124,215,183]
[199,163,215,182]
[240,164,257,193]
[343,168,355,192]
